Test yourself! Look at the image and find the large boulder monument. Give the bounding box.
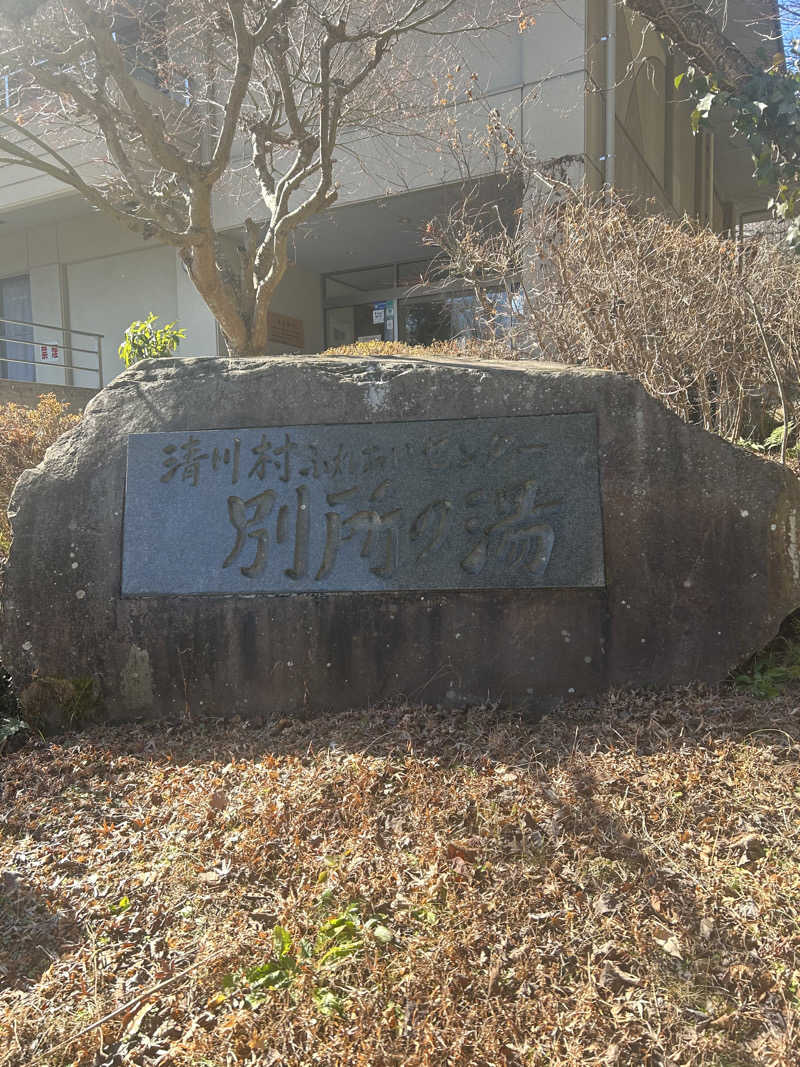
[2,354,800,722]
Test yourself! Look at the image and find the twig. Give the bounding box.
[28,949,226,1066]
[747,290,789,465]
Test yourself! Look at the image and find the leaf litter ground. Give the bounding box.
[1,687,799,1066]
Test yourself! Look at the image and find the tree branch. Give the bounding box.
[623,0,758,88]
[0,118,188,245]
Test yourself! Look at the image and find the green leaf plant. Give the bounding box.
[118,314,186,368]
[681,57,800,248]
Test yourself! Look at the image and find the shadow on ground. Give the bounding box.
[0,871,81,990]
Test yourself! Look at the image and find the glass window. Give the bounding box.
[397,259,435,288]
[324,264,395,299]
[0,275,34,382]
[325,302,395,347]
[354,301,393,343]
[112,1,167,87]
[397,289,516,347]
[325,306,354,347]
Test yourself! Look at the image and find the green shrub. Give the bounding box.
[118,313,185,368]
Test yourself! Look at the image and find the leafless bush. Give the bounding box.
[427,181,800,456]
[530,192,800,447]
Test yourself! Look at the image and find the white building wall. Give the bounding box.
[212,5,587,227]
[28,264,65,385]
[0,133,107,215]
[0,225,69,384]
[67,244,177,386]
[176,259,217,359]
[2,200,325,383]
[0,227,28,277]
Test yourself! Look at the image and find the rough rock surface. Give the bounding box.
[2,355,800,724]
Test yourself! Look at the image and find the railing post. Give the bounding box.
[59,262,74,387]
[97,335,104,388]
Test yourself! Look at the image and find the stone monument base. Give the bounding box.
[2,355,799,724]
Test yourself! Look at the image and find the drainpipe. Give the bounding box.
[604,0,617,189]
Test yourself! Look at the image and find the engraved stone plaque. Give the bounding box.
[121,414,605,596]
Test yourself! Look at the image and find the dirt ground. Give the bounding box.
[1,683,799,1067]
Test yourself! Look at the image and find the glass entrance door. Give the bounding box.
[325,299,396,347]
[323,261,516,351]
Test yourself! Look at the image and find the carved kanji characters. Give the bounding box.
[224,485,312,580]
[461,479,558,577]
[211,437,241,485]
[160,436,209,486]
[277,485,310,579]
[410,499,452,562]
[274,433,298,483]
[223,489,276,577]
[422,433,450,470]
[248,434,273,480]
[315,479,402,580]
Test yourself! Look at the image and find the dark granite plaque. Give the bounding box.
[121,414,605,595]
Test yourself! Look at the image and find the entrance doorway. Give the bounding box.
[323,260,516,350]
[326,299,397,346]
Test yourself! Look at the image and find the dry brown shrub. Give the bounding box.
[527,192,800,444]
[321,338,513,360]
[427,185,800,450]
[0,394,80,554]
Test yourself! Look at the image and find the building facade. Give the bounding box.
[0,0,779,399]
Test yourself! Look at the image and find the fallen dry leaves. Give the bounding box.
[1,685,799,1066]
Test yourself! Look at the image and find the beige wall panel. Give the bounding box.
[67,245,178,387]
[176,262,217,359]
[0,229,29,278]
[0,117,105,207]
[521,0,586,83]
[583,0,606,189]
[525,71,586,160]
[0,158,106,214]
[268,263,323,355]
[29,264,67,386]
[57,212,155,263]
[454,25,523,92]
[26,223,60,268]
[670,95,697,216]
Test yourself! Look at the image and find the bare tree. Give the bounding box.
[0,1,529,356]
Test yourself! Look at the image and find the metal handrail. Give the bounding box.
[0,315,104,339]
[0,316,104,388]
[0,333,102,360]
